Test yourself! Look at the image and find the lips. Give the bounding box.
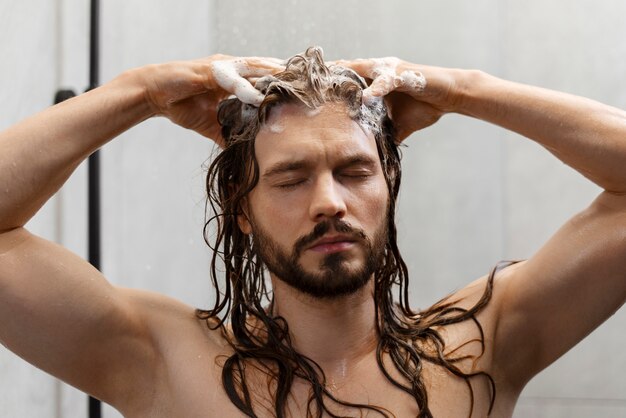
[308,234,357,253]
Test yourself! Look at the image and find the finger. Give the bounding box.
[257,56,287,66]
[364,68,427,102]
[248,56,286,66]
[366,73,396,96]
[391,70,427,95]
[335,57,400,79]
[246,76,261,85]
[236,57,285,77]
[211,61,265,105]
[231,81,264,106]
[328,58,376,78]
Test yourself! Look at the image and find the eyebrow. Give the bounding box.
[262,153,378,179]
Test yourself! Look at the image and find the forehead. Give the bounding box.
[254,103,380,170]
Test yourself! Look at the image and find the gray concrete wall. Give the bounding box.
[1,0,624,416]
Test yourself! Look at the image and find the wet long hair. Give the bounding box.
[197,47,512,417]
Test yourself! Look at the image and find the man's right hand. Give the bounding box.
[136,55,284,146]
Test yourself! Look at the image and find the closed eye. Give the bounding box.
[340,170,373,179]
[275,179,306,189]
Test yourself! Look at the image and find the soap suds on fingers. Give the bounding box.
[398,70,426,92]
[211,58,284,106]
[360,57,427,104]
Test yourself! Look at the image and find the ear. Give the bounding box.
[237,213,252,235]
[237,198,253,235]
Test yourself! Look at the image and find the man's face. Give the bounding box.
[240,103,390,298]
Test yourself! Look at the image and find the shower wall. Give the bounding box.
[1,0,624,417]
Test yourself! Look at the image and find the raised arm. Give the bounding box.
[339,58,626,387]
[0,56,282,412]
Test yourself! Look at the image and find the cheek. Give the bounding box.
[369,193,390,225]
[255,194,303,225]
[248,192,304,242]
[348,179,389,224]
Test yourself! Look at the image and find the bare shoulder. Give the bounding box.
[440,260,527,361]
[0,227,230,416]
[427,263,525,371]
[398,262,526,417]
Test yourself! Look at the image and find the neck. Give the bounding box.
[269,277,378,382]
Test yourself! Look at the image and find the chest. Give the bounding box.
[146,352,507,418]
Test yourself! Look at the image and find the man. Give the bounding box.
[0,47,624,417]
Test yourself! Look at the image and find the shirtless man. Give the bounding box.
[0,47,624,417]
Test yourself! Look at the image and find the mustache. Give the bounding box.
[293,219,368,256]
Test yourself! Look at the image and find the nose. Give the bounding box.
[309,173,347,222]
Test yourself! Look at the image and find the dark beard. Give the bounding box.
[250,217,388,299]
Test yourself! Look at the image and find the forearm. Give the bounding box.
[0,70,153,232]
[454,70,626,193]
[0,55,283,233]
